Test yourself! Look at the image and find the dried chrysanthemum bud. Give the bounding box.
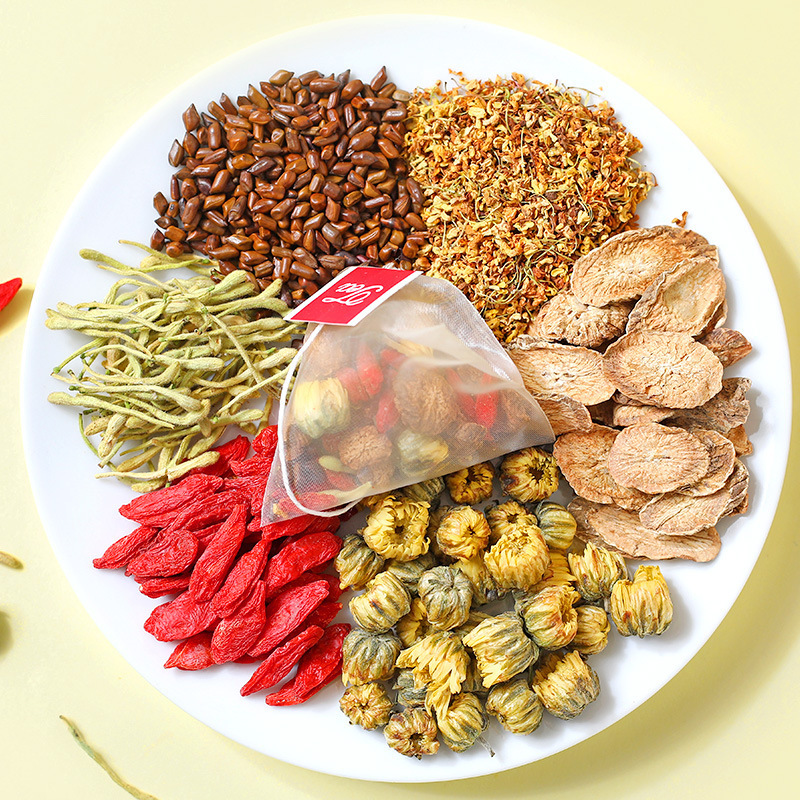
[568,542,628,601]
[384,551,437,595]
[334,533,385,591]
[384,707,440,758]
[436,692,488,752]
[516,585,579,649]
[435,506,492,560]
[499,447,559,503]
[534,501,577,551]
[452,610,492,639]
[426,504,455,563]
[532,651,600,720]
[610,564,673,637]
[418,566,473,631]
[362,494,430,561]
[454,553,501,606]
[341,629,402,686]
[571,605,611,655]
[486,678,544,735]
[484,526,550,592]
[445,462,495,505]
[462,612,538,688]
[349,571,412,633]
[394,668,428,708]
[532,550,577,594]
[461,656,485,695]
[292,377,350,438]
[395,631,469,715]
[394,365,458,436]
[401,477,445,507]
[337,424,393,472]
[397,597,433,647]
[396,430,450,477]
[485,499,537,544]
[340,682,394,730]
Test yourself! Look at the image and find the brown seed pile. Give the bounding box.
[151,67,426,306]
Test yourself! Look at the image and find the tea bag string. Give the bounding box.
[276,324,360,518]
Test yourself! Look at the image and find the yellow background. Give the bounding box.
[2,1,798,797]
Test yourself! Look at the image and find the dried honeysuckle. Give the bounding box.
[384,707,440,758]
[384,552,437,595]
[486,678,544,735]
[397,597,433,648]
[532,651,600,720]
[485,500,538,544]
[418,566,474,631]
[571,605,611,655]
[516,585,579,650]
[500,447,559,503]
[484,525,550,592]
[349,572,412,633]
[568,542,628,601]
[341,629,402,686]
[436,692,488,752]
[610,565,673,637]
[362,494,430,562]
[435,506,491,560]
[340,682,394,730]
[534,501,577,551]
[334,534,385,591]
[462,612,538,689]
[445,462,495,505]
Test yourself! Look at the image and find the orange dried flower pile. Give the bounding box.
[404,73,655,343]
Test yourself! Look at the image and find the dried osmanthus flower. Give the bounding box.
[484,525,550,592]
[397,597,433,647]
[384,551,437,595]
[418,566,474,631]
[486,678,544,735]
[340,682,394,730]
[610,565,673,637]
[394,365,458,436]
[362,494,430,561]
[337,424,393,472]
[534,501,577,551]
[395,631,470,715]
[396,430,449,478]
[436,692,488,752]
[516,585,579,650]
[394,668,429,708]
[454,553,502,605]
[462,612,538,689]
[334,533,385,591]
[292,377,351,439]
[384,707,440,758]
[435,506,492,560]
[485,500,538,544]
[341,629,403,686]
[568,542,628,601]
[571,605,611,655]
[401,476,446,507]
[349,572,412,634]
[532,651,600,720]
[500,447,559,503]
[445,461,495,505]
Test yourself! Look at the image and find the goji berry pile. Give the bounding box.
[93,426,350,705]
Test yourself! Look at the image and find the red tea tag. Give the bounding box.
[284,266,419,326]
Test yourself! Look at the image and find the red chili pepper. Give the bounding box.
[164,631,215,670]
[303,600,342,629]
[118,475,224,526]
[183,435,250,479]
[125,528,200,579]
[375,391,400,434]
[264,531,342,598]
[211,580,267,663]
[264,623,350,706]
[0,277,22,313]
[188,504,248,602]
[210,537,270,618]
[247,579,329,658]
[240,625,325,696]
[144,590,219,642]
[337,366,368,405]
[252,425,278,459]
[356,345,383,396]
[137,573,191,598]
[93,525,158,570]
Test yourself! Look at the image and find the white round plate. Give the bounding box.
[21,15,791,783]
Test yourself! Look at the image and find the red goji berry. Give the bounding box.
[240,625,325,696]
[211,580,267,663]
[137,573,191,598]
[118,474,224,526]
[183,435,250,479]
[93,525,158,570]
[259,514,314,541]
[164,631,215,670]
[337,366,369,405]
[263,623,350,706]
[125,528,199,579]
[264,531,342,598]
[474,373,499,427]
[188,504,248,602]
[283,570,342,603]
[248,579,329,658]
[166,489,247,533]
[375,391,400,433]
[144,591,219,642]
[0,277,22,313]
[193,521,226,546]
[379,346,405,368]
[223,475,269,517]
[210,537,270,618]
[303,600,342,629]
[251,425,278,458]
[356,345,383,396]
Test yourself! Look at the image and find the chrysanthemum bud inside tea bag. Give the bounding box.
[262,267,553,523]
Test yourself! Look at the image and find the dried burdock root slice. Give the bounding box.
[569,497,721,562]
[612,403,674,427]
[506,338,616,406]
[607,422,710,494]
[534,392,593,436]
[697,328,753,368]
[724,424,753,457]
[626,253,725,336]
[570,225,717,306]
[527,291,632,348]
[668,377,751,433]
[602,330,723,408]
[553,424,649,510]
[678,428,736,497]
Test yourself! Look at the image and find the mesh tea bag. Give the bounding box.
[262,274,553,523]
